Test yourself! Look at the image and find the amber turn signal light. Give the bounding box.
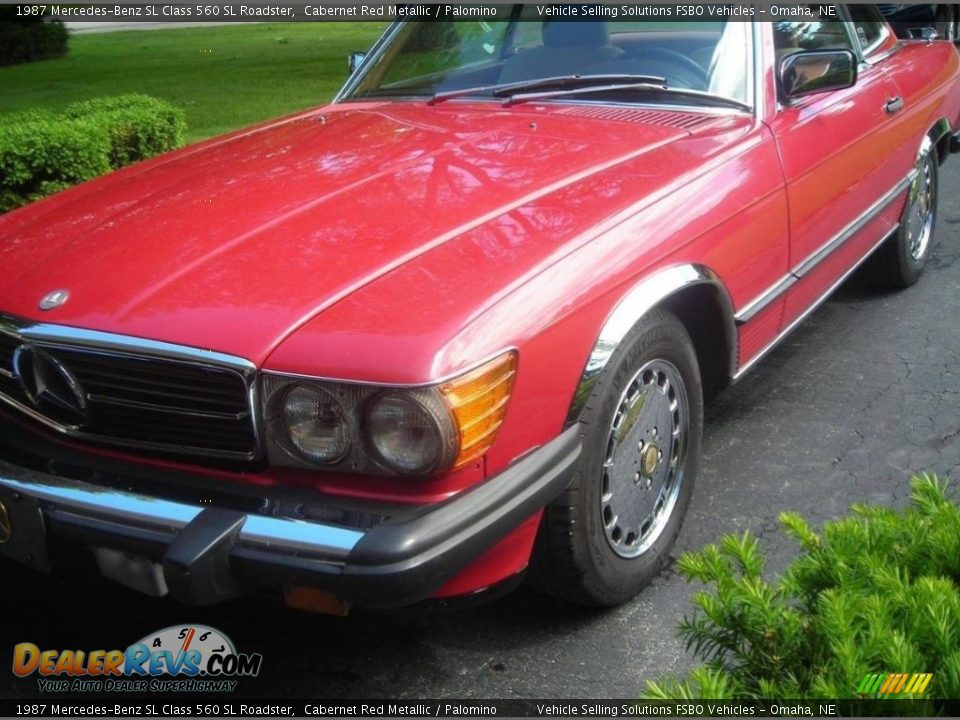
[283,586,351,616]
[441,352,517,470]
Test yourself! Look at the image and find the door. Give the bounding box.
[766,6,910,327]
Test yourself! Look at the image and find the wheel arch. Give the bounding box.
[564,264,737,426]
[930,117,952,165]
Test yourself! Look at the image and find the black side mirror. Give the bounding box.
[779,49,858,101]
[348,51,367,74]
[907,27,939,40]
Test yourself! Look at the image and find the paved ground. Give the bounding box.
[2,161,959,702]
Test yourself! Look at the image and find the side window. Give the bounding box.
[773,5,855,60]
[847,4,892,55]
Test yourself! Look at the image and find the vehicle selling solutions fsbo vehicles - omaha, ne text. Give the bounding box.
[1,6,959,611]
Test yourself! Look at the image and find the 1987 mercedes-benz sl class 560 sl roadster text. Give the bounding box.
[1,7,959,611]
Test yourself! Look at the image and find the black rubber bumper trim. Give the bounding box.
[336,425,582,607]
[951,131,960,154]
[10,426,581,608]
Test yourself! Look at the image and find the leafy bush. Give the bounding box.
[0,95,186,212]
[645,474,960,701]
[0,7,68,67]
[65,95,187,168]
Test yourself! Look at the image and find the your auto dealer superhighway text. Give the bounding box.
[19,705,295,716]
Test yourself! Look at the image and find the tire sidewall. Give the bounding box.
[574,312,703,603]
[899,143,939,284]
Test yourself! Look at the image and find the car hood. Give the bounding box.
[0,101,693,364]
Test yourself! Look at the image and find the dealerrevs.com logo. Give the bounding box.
[13,625,262,693]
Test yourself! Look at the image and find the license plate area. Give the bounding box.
[0,485,50,573]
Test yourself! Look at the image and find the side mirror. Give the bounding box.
[907,27,939,40]
[779,49,857,101]
[348,51,367,74]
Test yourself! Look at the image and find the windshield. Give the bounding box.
[342,10,752,109]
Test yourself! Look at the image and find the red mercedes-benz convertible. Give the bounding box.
[1,7,959,611]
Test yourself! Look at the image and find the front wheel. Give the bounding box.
[529,309,703,606]
[866,137,939,289]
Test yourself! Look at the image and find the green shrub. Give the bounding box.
[65,94,187,167]
[0,95,186,212]
[0,7,68,67]
[0,118,110,211]
[644,474,960,702]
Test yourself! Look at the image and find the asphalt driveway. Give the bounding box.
[2,159,959,701]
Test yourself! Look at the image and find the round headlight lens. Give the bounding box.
[365,391,458,475]
[282,384,350,464]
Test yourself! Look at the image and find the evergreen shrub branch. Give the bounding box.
[644,474,960,702]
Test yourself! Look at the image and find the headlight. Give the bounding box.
[365,390,458,475]
[281,384,351,464]
[262,351,517,476]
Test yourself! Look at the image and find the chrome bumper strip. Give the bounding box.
[0,463,364,560]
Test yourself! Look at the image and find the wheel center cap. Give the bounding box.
[641,443,659,477]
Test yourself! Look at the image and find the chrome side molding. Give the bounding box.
[733,221,901,381]
[735,169,916,324]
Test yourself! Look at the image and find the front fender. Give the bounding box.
[565,264,737,425]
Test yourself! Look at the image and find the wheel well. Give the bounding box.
[930,120,952,165]
[935,132,951,166]
[662,284,733,402]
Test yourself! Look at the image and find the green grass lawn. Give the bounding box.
[0,22,387,142]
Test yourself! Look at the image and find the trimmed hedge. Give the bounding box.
[0,95,186,212]
[0,7,68,67]
[65,95,188,168]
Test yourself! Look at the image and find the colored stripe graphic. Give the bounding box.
[856,674,882,693]
[857,672,933,695]
[880,674,897,693]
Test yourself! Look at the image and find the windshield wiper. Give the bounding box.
[426,74,667,105]
[501,83,753,112]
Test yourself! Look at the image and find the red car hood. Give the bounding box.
[0,102,689,364]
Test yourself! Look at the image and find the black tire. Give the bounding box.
[866,139,939,290]
[528,309,703,606]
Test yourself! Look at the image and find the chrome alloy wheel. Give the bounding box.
[600,359,689,559]
[905,138,937,262]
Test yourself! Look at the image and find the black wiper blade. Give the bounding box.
[502,83,752,112]
[426,74,667,105]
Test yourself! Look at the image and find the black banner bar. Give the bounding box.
[2,2,884,22]
[1,698,957,718]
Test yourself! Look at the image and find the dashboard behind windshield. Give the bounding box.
[342,11,752,108]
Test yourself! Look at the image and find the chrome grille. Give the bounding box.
[0,315,259,461]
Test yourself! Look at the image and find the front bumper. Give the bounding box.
[951,131,960,155]
[0,427,581,609]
